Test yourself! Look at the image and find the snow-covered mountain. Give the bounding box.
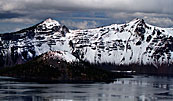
[1,18,173,68]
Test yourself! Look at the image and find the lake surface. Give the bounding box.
[0,75,173,101]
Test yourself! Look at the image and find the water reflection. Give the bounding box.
[0,76,173,101]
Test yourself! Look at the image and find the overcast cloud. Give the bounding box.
[0,0,173,13]
[0,0,173,33]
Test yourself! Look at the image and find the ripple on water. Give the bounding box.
[0,75,173,101]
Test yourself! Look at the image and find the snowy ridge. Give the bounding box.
[0,18,173,68]
[69,18,173,66]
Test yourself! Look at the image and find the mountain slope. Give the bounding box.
[0,18,173,68]
[70,19,173,66]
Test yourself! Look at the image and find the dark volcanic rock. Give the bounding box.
[0,51,128,83]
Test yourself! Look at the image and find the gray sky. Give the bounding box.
[0,0,173,33]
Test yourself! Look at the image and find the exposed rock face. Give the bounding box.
[0,18,173,69]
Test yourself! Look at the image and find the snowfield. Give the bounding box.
[0,18,173,68]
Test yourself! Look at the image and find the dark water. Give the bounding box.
[0,76,173,101]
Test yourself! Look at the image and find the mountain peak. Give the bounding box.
[44,18,59,24]
[41,18,60,29]
[129,18,145,24]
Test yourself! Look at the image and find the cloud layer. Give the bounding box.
[0,0,173,32]
[1,0,173,13]
[61,20,98,29]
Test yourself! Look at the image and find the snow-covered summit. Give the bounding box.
[33,18,69,36]
[41,18,60,29]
